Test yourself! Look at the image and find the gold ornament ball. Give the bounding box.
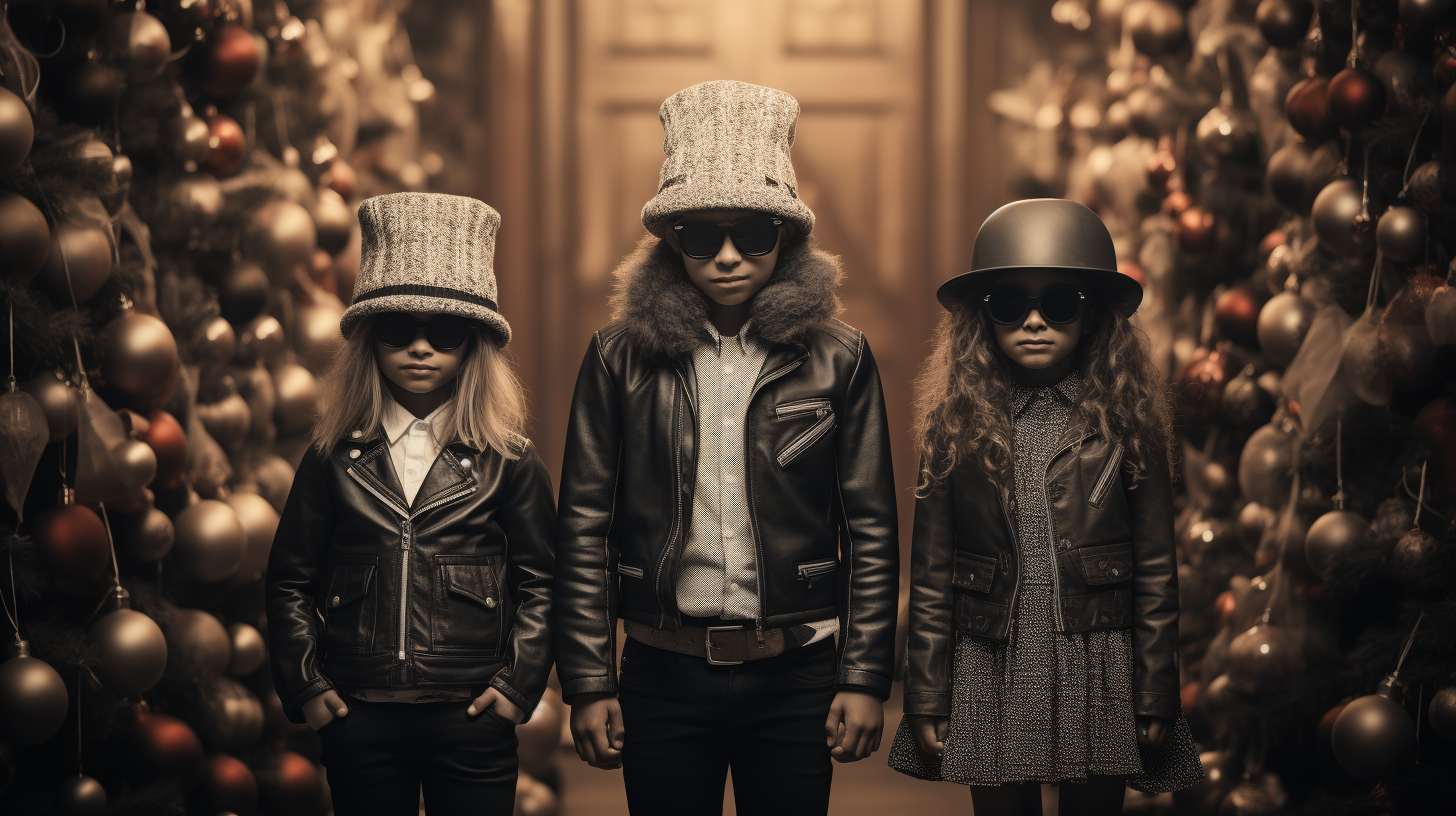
[224,491,279,584]
[19,370,79,443]
[102,313,179,395]
[226,622,266,677]
[172,499,247,582]
[89,608,168,697]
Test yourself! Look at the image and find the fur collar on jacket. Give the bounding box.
[609,235,843,359]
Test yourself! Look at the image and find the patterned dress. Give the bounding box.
[888,373,1202,792]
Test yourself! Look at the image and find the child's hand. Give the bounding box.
[302,690,349,730]
[1136,714,1170,747]
[825,691,883,762]
[911,715,949,756]
[569,693,626,770]
[467,688,527,723]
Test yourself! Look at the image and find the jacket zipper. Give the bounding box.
[654,389,686,629]
[398,521,411,659]
[1041,430,1095,631]
[774,398,832,419]
[797,558,837,589]
[743,356,808,644]
[776,410,836,467]
[998,490,1020,633]
[1088,442,1124,507]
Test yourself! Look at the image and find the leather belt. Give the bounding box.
[624,620,816,665]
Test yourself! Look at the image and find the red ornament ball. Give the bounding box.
[1162,189,1193,216]
[1216,287,1263,347]
[1176,205,1215,249]
[1176,347,1230,425]
[1327,67,1387,131]
[1215,590,1236,626]
[1146,147,1176,191]
[206,113,246,176]
[1285,77,1337,143]
[126,712,204,786]
[33,501,111,594]
[200,24,260,97]
[1117,259,1146,287]
[1414,397,1456,501]
[255,751,322,816]
[144,409,188,486]
[190,753,257,816]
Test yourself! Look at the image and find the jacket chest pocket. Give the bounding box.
[1087,443,1124,508]
[796,558,838,589]
[952,552,997,594]
[431,555,503,654]
[323,558,377,653]
[774,399,836,468]
[1077,542,1133,584]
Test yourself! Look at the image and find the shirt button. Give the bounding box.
[729,582,739,591]
[407,468,418,475]
[723,418,735,427]
[724,365,735,375]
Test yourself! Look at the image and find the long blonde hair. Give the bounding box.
[311,317,527,459]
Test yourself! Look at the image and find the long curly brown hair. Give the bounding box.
[912,296,1173,496]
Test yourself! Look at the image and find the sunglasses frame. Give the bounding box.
[672,216,785,259]
[372,312,477,351]
[980,284,1089,326]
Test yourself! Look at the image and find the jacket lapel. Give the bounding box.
[348,434,411,517]
[409,444,476,512]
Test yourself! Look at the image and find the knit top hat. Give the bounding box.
[640,80,816,240]
[935,199,1143,317]
[339,192,512,344]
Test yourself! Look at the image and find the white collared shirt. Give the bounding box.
[381,396,448,504]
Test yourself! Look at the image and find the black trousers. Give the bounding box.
[317,698,518,816]
[618,636,838,816]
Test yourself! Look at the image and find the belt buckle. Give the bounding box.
[704,625,745,665]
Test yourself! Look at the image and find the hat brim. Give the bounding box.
[935,266,1144,318]
[340,294,512,346]
[641,182,815,241]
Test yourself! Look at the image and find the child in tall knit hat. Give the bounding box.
[266,193,556,816]
[554,79,900,815]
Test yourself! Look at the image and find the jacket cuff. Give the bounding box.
[490,675,536,715]
[560,674,618,704]
[836,668,892,700]
[283,678,335,724]
[1134,692,1182,720]
[902,691,951,718]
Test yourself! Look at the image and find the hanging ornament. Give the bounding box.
[53,775,107,816]
[1257,291,1316,366]
[20,370,79,443]
[1227,621,1298,694]
[1223,367,1276,429]
[107,12,171,83]
[1342,256,1393,405]
[0,191,49,280]
[196,316,237,371]
[1378,274,1445,392]
[1124,0,1185,56]
[0,86,33,175]
[172,496,247,583]
[313,187,353,255]
[1146,138,1176,191]
[190,754,257,816]
[237,362,277,443]
[324,158,358,200]
[1266,142,1315,212]
[1285,77,1337,143]
[1256,0,1313,47]
[102,310,179,396]
[1239,422,1297,507]
[164,608,231,682]
[113,438,157,490]
[1390,462,1440,592]
[1215,288,1263,347]
[225,622,266,676]
[1238,501,1278,546]
[1311,178,1367,256]
[1176,347,1229,427]
[236,315,287,367]
[254,455,295,512]
[274,362,319,437]
[149,173,224,245]
[1196,47,1258,166]
[1176,206,1215,250]
[1376,206,1427,263]
[1214,590,1237,626]
[1409,161,1440,211]
[33,489,111,595]
[143,410,188,487]
[88,587,168,698]
[1126,85,1174,138]
[224,491,279,584]
[1413,398,1456,500]
[124,711,204,785]
[200,24,261,97]
[1332,617,1422,782]
[0,639,69,746]
[171,106,214,167]
[1327,69,1386,130]
[292,300,345,372]
[196,389,251,451]
[1374,50,1423,112]
[255,751,322,816]
[122,506,175,562]
[0,385,47,520]
[73,391,132,507]
[248,200,317,283]
[1305,415,1371,579]
[1427,283,1456,346]
[37,204,115,305]
[218,261,271,325]
[207,113,246,176]
[1161,189,1192,216]
[1431,685,1456,741]
[203,676,266,754]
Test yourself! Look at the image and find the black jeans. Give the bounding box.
[317,698,518,816]
[618,636,838,816]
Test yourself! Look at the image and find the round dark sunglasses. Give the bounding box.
[372,312,476,351]
[672,216,784,259]
[981,284,1088,326]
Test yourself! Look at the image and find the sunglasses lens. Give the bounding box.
[425,315,472,351]
[373,313,418,347]
[674,222,722,258]
[1040,287,1085,323]
[984,288,1030,325]
[730,217,781,255]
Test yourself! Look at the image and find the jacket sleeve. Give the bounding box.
[902,463,955,717]
[265,449,336,724]
[1125,437,1182,720]
[832,336,900,699]
[490,442,557,713]
[553,334,624,702]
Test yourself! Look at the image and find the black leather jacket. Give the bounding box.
[265,435,556,723]
[902,416,1182,721]
[552,318,900,702]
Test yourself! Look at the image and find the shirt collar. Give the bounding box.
[1009,370,1083,417]
[381,395,448,446]
[703,320,758,355]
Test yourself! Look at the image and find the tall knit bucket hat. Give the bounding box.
[640,80,816,240]
[339,192,512,345]
[936,199,1143,318]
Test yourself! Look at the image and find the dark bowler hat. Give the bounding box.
[936,199,1143,317]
